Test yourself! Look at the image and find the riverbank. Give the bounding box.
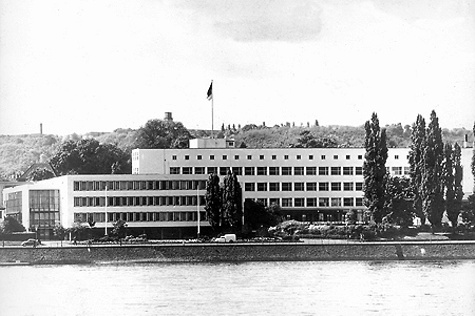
[1,241,475,265]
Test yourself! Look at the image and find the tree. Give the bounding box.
[244,200,282,230]
[28,167,56,181]
[422,110,445,228]
[383,177,414,227]
[222,171,243,232]
[408,114,426,224]
[363,113,388,223]
[111,219,127,239]
[205,173,221,231]
[134,119,191,149]
[0,216,26,233]
[53,225,68,246]
[50,139,131,175]
[443,143,456,228]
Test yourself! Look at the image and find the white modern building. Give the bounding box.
[3,137,474,239]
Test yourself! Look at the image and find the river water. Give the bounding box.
[1,260,474,316]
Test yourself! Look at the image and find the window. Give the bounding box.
[306,182,317,191]
[307,198,317,207]
[331,167,341,175]
[234,155,240,160]
[404,167,410,175]
[257,183,267,191]
[356,198,364,206]
[232,167,242,175]
[172,155,177,160]
[272,155,277,160]
[185,155,189,160]
[282,198,292,207]
[344,198,354,207]
[309,155,314,160]
[318,167,329,175]
[343,167,353,175]
[210,155,215,160]
[346,155,350,160]
[319,182,329,191]
[245,167,255,175]
[333,155,338,160]
[222,155,227,160]
[207,167,217,174]
[356,182,363,191]
[294,198,304,207]
[294,167,304,175]
[245,183,255,191]
[296,155,301,160]
[282,167,292,175]
[284,155,289,160]
[170,167,180,174]
[219,167,228,175]
[306,167,316,175]
[259,155,265,160]
[331,198,341,207]
[319,198,329,207]
[257,198,267,206]
[321,155,326,160]
[392,167,402,176]
[269,167,280,175]
[294,182,304,191]
[358,155,363,160]
[182,167,192,174]
[269,198,279,206]
[257,167,267,175]
[331,182,341,191]
[344,182,354,191]
[282,182,292,191]
[269,183,280,191]
[355,167,363,175]
[197,155,202,160]
[395,155,399,160]
[247,155,252,160]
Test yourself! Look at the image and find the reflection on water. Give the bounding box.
[1,260,474,316]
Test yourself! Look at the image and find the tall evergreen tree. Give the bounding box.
[363,113,388,223]
[408,114,426,224]
[205,173,221,231]
[422,110,445,228]
[222,170,243,232]
[453,143,464,227]
[443,143,456,228]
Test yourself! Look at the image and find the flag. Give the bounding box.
[207,81,213,100]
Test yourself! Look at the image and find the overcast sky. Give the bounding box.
[0,0,474,135]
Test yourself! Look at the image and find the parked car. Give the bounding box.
[213,234,236,243]
[21,239,40,247]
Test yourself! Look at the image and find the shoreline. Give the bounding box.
[1,241,475,266]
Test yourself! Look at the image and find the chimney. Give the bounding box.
[463,134,468,148]
[164,112,173,122]
[40,123,43,135]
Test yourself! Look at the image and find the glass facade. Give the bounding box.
[29,190,60,232]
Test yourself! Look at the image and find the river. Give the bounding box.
[1,260,474,316]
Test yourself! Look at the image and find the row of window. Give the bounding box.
[249,197,364,208]
[244,182,364,192]
[73,180,207,192]
[170,166,365,176]
[172,153,364,161]
[74,211,207,223]
[169,153,405,162]
[73,195,206,208]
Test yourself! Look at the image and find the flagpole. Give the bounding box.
[197,184,201,238]
[104,185,108,235]
[211,80,214,139]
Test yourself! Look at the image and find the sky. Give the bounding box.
[0,0,474,135]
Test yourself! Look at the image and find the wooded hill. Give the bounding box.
[0,123,471,179]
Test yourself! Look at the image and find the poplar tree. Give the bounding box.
[453,143,464,227]
[222,170,243,232]
[422,110,445,228]
[443,143,456,228]
[205,173,221,231]
[408,114,426,224]
[363,113,388,223]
